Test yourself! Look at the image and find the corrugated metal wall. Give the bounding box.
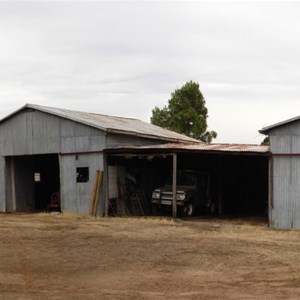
[271,156,300,229]
[0,110,106,155]
[270,127,300,229]
[107,133,167,148]
[0,157,5,211]
[59,153,104,216]
[0,109,107,215]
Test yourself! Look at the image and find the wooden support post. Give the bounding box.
[172,153,177,219]
[268,156,273,226]
[90,170,100,216]
[11,157,16,212]
[104,155,109,217]
[93,171,103,217]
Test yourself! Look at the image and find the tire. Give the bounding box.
[181,203,194,217]
[151,205,160,216]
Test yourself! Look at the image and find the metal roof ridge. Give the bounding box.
[106,128,200,144]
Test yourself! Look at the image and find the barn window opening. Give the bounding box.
[77,167,89,183]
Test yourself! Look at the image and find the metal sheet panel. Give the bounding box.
[270,135,291,154]
[0,156,5,212]
[59,153,104,216]
[270,134,300,154]
[271,156,300,229]
[0,110,106,156]
[107,134,168,148]
[0,112,29,155]
[107,142,270,154]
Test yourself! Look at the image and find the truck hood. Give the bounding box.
[158,185,195,193]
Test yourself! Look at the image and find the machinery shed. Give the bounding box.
[0,103,271,224]
[105,143,270,219]
[0,103,197,216]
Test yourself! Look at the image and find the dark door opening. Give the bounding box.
[10,154,60,212]
[33,155,60,211]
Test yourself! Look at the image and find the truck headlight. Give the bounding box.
[152,190,161,199]
[176,193,186,201]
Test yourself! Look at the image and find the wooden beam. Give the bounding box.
[89,170,100,216]
[268,156,273,226]
[93,171,103,217]
[104,155,109,217]
[172,153,177,218]
[11,157,16,212]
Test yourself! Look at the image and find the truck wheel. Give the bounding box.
[182,203,194,217]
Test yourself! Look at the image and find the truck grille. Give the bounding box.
[161,192,173,200]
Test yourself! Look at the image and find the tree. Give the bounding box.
[261,136,269,145]
[151,81,217,143]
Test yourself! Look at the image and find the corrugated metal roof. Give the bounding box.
[260,115,300,134]
[0,104,199,144]
[108,142,270,154]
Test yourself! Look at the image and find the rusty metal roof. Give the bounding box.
[0,104,199,143]
[107,142,270,154]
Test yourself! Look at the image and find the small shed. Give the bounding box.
[260,116,300,229]
[0,103,197,216]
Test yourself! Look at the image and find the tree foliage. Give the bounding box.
[261,136,269,145]
[151,81,217,143]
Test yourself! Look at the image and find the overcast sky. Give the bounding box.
[0,1,300,144]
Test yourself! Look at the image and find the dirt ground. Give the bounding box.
[0,214,300,299]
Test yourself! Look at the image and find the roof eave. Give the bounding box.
[258,128,268,135]
[106,128,200,144]
[0,103,28,124]
[0,103,109,132]
[259,115,300,135]
[105,142,270,156]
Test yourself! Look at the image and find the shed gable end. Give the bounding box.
[0,109,106,155]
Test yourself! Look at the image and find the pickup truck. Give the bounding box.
[151,170,214,217]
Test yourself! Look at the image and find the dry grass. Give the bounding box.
[0,213,299,299]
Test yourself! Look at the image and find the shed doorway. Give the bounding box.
[5,154,60,212]
[106,151,269,218]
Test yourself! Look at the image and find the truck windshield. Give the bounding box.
[166,172,196,186]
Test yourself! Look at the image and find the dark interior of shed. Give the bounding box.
[178,153,268,216]
[108,152,269,217]
[9,154,60,212]
[33,155,60,211]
